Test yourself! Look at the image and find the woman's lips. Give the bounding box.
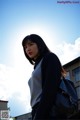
[28,52,32,55]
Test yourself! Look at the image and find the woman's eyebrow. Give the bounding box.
[24,41,33,48]
[26,40,33,44]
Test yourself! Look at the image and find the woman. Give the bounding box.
[22,34,67,120]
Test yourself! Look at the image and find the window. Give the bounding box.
[66,71,70,80]
[76,86,80,99]
[0,110,9,120]
[72,67,80,81]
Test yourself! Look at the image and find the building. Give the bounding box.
[63,56,80,119]
[14,113,31,120]
[0,100,10,120]
[63,56,80,109]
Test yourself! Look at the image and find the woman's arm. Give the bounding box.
[34,52,62,120]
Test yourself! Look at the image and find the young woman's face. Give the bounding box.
[25,41,39,60]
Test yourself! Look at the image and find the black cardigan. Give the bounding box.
[34,52,62,120]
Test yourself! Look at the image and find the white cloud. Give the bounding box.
[0,37,80,117]
[53,37,80,65]
[0,63,32,117]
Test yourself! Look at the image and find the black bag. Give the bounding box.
[51,77,78,116]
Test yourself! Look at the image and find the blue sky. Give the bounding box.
[0,0,80,66]
[0,0,80,117]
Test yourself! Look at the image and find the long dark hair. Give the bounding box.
[22,34,50,64]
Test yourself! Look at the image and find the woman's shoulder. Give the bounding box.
[41,52,61,69]
[43,52,59,61]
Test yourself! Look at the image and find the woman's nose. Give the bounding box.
[26,47,31,52]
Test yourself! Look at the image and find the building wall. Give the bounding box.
[0,101,8,110]
[63,57,80,110]
[14,113,32,120]
[0,101,9,120]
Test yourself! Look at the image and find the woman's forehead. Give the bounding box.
[25,40,33,44]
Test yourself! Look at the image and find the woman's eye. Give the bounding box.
[24,42,34,49]
[29,43,34,46]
